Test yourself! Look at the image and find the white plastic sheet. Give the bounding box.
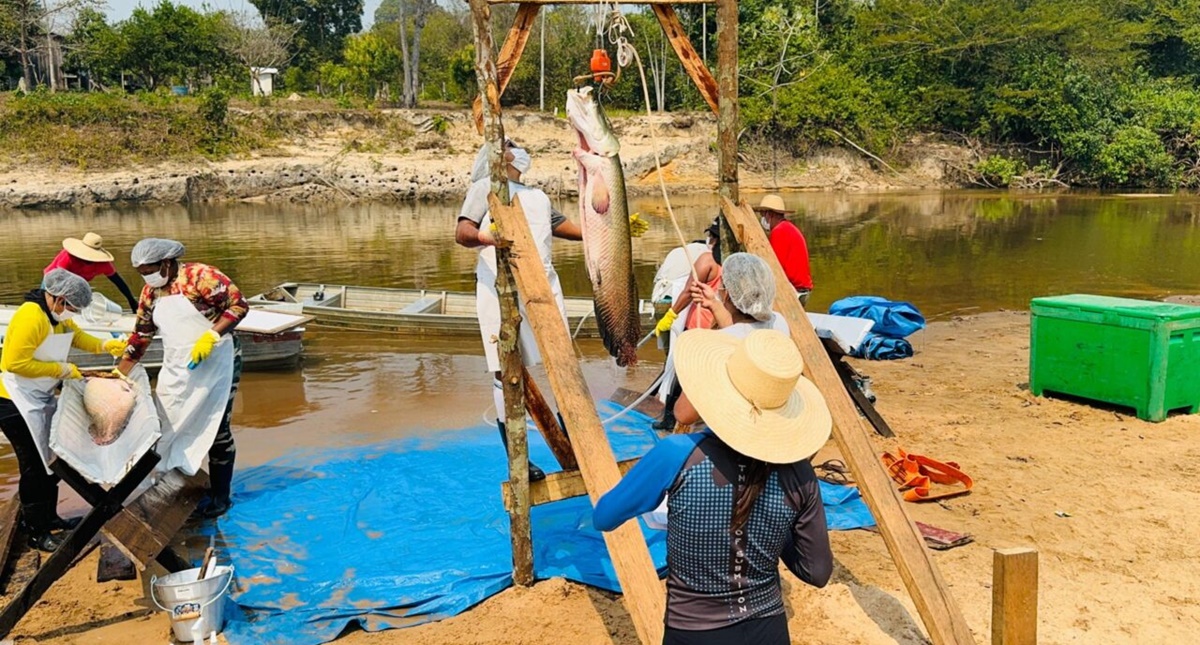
[49,365,161,488]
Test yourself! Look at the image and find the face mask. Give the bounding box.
[760,216,771,230]
[143,265,169,288]
[53,299,76,323]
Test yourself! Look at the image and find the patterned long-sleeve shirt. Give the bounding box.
[125,262,248,362]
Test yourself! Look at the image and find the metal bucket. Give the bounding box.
[150,565,234,642]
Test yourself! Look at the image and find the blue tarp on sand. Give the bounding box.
[202,401,874,645]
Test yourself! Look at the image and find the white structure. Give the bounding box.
[251,67,278,97]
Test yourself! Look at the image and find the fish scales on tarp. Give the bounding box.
[202,401,875,645]
[566,86,642,366]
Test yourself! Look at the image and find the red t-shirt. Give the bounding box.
[769,220,813,290]
[44,249,116,282]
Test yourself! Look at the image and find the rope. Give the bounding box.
[599,372,664,425]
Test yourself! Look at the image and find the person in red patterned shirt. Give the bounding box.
[117,239,248,519]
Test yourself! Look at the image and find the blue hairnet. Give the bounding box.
[722,253,776,322]
[130,238,185,267]
[42,268,93,309]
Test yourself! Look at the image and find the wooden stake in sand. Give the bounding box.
[992,548,1038,645]
[721,197,975,645]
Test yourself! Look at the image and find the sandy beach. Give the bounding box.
[8,310,1198,644]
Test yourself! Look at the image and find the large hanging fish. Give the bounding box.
[566,86,642,367]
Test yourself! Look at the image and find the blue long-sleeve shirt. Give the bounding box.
[594,431,833,631]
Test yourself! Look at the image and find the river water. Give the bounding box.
[1,191,1198,488]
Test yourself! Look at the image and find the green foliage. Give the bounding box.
[120,1,234,88]
[1092,125,1177,187]
[976,155,1027,187]
[250,0,363,70]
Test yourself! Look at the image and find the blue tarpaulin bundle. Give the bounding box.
[829,296,925,360]
[198,401,874,645]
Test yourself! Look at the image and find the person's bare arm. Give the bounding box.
[552,220,583,241]
[455,218,495,248]
[690,282,733,329]
[674,391,700,426]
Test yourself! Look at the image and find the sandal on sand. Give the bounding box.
[881,449,973,502]
[814,459,852,485]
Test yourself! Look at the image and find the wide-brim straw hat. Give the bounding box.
[63,232,114,263]
[752,194,793,215]
[674,328,831,464]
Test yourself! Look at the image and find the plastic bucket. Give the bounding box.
[151,565,234,642]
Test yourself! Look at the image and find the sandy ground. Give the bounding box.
[9,310,1200,644]
[0,108,966,208]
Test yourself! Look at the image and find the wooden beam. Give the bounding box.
[0,496,20,581]
[100,469,207,571]
[473,3,541,134]
[651,6,718,114]
[523,366,578,471]
[992,548,1038,645]
[714,0,741,257]
[502,459,639,510]
[489,0,715,3]
[721,198,975,645]
[471,2,665,639]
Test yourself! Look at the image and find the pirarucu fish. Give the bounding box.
[82,376,135,446]
[566,86,641,366]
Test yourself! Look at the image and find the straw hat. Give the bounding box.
[752,194,793,215]
[674,329,831,464]
[63,232,114,263]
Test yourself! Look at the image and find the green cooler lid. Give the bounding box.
[1031,294,1200,321]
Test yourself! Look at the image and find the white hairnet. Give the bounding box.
[470,141,531,182]
[43,268,93,309]
[130,238,185,267]
[722,253,775,322]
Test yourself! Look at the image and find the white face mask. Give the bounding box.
[143,265,170,288]
[760,216,771,230]
[55,308,76,323]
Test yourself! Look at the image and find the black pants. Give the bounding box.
[0,397,60,531]
[206,336,241,502]
[663,614,789,645]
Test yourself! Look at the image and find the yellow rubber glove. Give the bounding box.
[654,308,679,337]
[629,213,649,238]
[188,330,221,370]
[60,363,82,380]
[102,338,128,358]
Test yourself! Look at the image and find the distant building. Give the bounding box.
[251,67,278,97]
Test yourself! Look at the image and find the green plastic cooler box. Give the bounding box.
[1030,294,1200,422]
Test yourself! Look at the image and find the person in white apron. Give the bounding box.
[0,269,127,551]
[116,239,248,519]
[455,141,584,482]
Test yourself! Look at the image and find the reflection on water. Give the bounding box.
[2,191,1200,486]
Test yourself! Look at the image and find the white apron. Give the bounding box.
[152,295,234,475]
[1,329,74,473]
[475,187,567,373]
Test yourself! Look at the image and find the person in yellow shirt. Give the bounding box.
[0,269,126,551]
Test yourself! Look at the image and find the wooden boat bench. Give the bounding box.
[399,295,444,315]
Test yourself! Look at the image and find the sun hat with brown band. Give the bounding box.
[62,232,114,263]
[674,328,831,464]
[752,194,794,215]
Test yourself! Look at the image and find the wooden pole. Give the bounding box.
[523,367,578,471]
[472,2,541,134]
[721,197,975,645]
[715,0,741,256]
[992,548,1038,645]
[468,0,534,588]
[651,5,718,115]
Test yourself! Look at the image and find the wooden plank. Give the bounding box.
[472,3,541,134]
[469,2,665,638]
[492,195,667,644]
[652,5,719,114]
[0,496,20,580]
[523,367,578,471]
[992,548,1038,645]
[608,386,666,420]
[96,541,137,583]
[713,0,742,256]
[721,197,974,645]
[0,452,159,638]
[502,459,639,510]
[499,247,534,587]
[100,469,208,571]
[489,0,715,3]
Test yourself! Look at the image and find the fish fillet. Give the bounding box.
[82,377,136,446]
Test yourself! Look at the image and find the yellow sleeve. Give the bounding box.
[65,320,106,354]
[0,303,63,380]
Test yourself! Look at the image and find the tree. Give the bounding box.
[342,31,400,99]
[374,0,436,107]
[64,7,124,89]
[250,0,362,71]
[1,0,101,90]
[120,1,233,88]
[221,10,299,93]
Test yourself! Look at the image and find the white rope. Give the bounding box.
[600,371,664,425]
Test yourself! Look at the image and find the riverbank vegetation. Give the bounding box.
[1,0,1198,188]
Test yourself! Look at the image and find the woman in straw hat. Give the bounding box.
[44,232,140,312]
[595,329,833,644]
